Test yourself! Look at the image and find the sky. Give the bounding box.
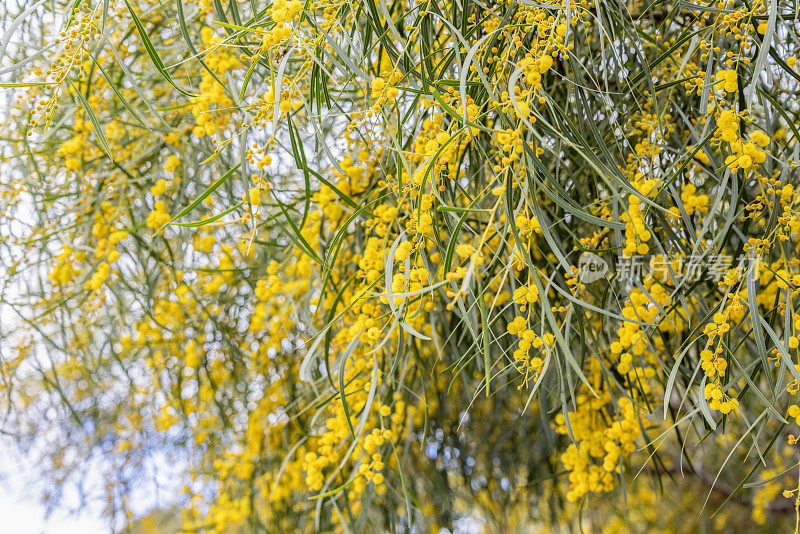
[0,493,107,534]
[0,450,107,534]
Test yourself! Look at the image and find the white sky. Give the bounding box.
[0,450,107,534]
[0,494,107,534]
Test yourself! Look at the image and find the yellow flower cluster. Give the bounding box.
[556,389,647,502]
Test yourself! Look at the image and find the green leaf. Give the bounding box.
[123,0,198,97]
[69,81,113,160]
[171,164,240,222]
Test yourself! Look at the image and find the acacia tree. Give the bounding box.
[2,0,800,531]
